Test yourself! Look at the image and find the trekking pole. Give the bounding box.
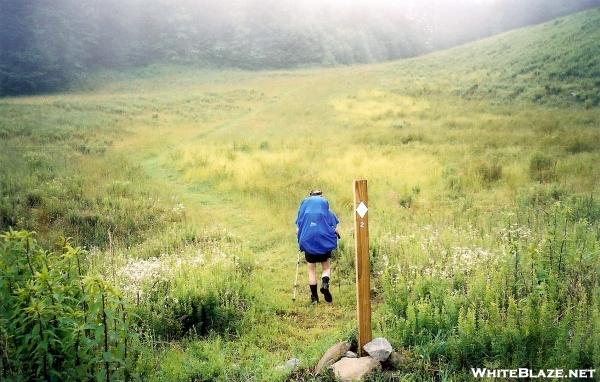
[292,250,300,301]
[336,232,341,292]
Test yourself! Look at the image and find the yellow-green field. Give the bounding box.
[1,9,599,381]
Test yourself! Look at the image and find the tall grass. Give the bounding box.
[376,195,599,378]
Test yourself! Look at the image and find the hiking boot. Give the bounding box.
[320,277,332,303]
[309,284,319,305]
[310,294,319,305]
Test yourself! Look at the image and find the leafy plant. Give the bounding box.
[0,230,138,381]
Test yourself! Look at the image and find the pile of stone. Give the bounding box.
[315,337,404,381]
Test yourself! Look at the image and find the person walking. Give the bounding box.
[295,189,340,304]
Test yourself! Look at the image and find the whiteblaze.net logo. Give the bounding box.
[471,368,596,379]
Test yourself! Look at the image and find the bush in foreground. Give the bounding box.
[0,230,138,381]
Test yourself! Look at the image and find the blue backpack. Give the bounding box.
[295,196,339,255]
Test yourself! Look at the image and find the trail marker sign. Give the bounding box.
[356,202,368,218]
[353,179,372,353]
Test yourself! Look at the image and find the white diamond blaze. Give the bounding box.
[356,201,368,218]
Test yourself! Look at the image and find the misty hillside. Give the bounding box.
[91,7,600,108]
[387,8,600,107]
[1,0,599,96]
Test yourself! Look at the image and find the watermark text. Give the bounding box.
[471,368,596,379]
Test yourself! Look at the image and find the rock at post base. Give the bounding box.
[275,358,300,372]
[363,337,393,362]
[344,351,358,358]
[315,341,351,374]
[331,356,381,381]
[383,351,405,370]
[284,358,300,370]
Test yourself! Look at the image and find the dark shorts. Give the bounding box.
[304,251,332,263]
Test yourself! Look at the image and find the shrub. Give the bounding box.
[544,84,561,96]
[399,194,413,208]
[519,184,566,208]
[133,263,253,342]
[565,138,596,154]
[232,142,251,152]
[400,134,423,145]
[136,285,250,341]
[398,186,421,209]
[0,230,137,381]
[25,190,45,208]
[391,120,409,129]
[446,175,464,198]
[476,161,503,184]
[529,152,556,182]
[259,141,270,150]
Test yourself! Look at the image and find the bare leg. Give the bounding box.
[321,260,331,278]
[307,262,319,304]
[307,262,317,285]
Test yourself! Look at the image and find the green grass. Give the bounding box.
[1,8,599,381]
[389,8,600,107]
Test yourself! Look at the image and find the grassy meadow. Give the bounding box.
[1,8,599,381]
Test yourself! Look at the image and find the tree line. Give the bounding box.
[1,0,598,96]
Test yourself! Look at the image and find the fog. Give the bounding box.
[1,0,598,95]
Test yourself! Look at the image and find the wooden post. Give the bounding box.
[354,179,371,354]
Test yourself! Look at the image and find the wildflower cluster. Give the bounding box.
[379,197,600,374]
[172,202,185,214]
[499,224,532,243]
[116,251,205,300]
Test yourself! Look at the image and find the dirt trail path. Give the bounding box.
[110,84,357,366]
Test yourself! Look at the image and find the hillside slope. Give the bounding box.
[386,8,600,106]
[2,1,598,96]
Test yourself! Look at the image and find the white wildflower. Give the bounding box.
[498,224,532,242]
[172,203,185,213]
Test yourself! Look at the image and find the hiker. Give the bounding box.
[295,189,340,304]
